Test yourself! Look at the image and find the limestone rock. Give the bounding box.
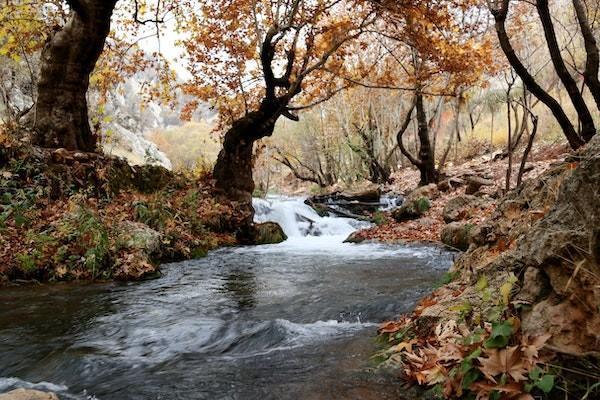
[392,197,431,222]
[344,231,365,243]
[442,195,483,223]
[117,221,162,255]
[465,175,494,195]
[406,183,439,202]
[253,222,287,245]
[0,389,58,400]
[440,222,476,251]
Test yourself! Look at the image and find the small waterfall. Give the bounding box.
[253,196,369,242]
[379,193,403,211]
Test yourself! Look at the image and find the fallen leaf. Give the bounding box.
[478,346,528,383]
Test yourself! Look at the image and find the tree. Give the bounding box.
[362,0,494,185]
[1,0,178,151]
[33,0,119,151]
[181,0,375,207]
[572,0,600,111]
[488,0,593,149]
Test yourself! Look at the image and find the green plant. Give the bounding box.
[372,211,388,225]
[133,195,172,230]
[415,197,431,213]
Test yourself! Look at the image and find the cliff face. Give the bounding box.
[419,134,600,357]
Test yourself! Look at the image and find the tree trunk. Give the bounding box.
[34,0,118,151]
[213,102,281,236]
[490,1,585,150]
[572,0,600,112]
[537,0,596,142]
[415,91,439,185]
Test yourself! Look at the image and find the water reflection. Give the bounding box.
[218,269,258,311]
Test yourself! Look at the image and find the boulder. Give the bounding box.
[113,221,163,280]
[440,222,476,251]
[0,389,58,400]
[392,197,431,222]
[437,177,464,192]
[442,194,483,223]
[465,175,494,195]
[253,222,287,245]
[117,221,162,255]
[344,231,365,243]
[406,183,439,202]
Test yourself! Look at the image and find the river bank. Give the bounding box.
[0,196,454,399]
[0,145,243,284]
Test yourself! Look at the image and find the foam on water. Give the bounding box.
[253,196,370,249]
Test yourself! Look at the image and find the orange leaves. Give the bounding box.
[378,307,556,400]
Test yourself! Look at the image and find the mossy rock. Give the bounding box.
[253,222,287,245]
[440,222,476,251]
[392,197,431,222]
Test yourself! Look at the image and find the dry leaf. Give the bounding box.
[478,346,528,383]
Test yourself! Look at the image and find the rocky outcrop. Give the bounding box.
[418,135,600,357]
[0,389,58,400]
[253,222,287,245]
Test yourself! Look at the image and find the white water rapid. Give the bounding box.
[253,196,370,246]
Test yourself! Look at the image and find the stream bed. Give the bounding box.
[0,197,454,399]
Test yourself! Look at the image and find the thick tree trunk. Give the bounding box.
[572,0,600,112]
[213,103,280,236]
[34,0,117,151]
[537,0,596,142]
[415,91,439,185]
[490,1,585,150]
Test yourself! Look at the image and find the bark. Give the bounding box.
[34,0,118,151]
[415,91,439,185]
[490,0,585,150]
[537,0,596,142]
[572,0,600,112]
[517,113,538,187]
[398,92,439,185]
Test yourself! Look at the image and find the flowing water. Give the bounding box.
[0,197,453,400]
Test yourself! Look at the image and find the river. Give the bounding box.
[0,197,453,399]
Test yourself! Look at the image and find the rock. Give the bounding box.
[0,389,59,400]
[253,222,287,245]
[392,197,431,222]
[454,135,600,356]
[442,194,483,223]
[342,187,381,203]
[50,148,73,165]
[306,187,381,217]
[344,231,365,243]
[406,183,439,202]
[465,175,494,195]
[440,222,476,251]
[112,222,162,280]
[437,177,464,192]
[117,221,162,255]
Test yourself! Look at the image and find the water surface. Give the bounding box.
[0,197,453,399]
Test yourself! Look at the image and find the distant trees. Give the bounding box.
[488,0,598,149]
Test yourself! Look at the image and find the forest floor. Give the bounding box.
[349,142,570,245]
